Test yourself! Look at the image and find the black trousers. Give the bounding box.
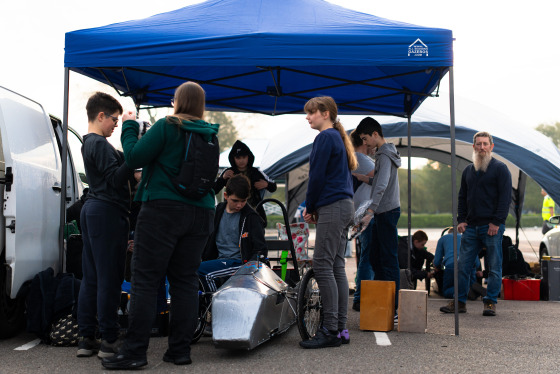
[121,200,213,359]
[78,199,128,341]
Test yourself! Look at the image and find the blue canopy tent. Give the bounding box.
[261,97,560,248]
[62,0,459,330]
[63,0,452,116]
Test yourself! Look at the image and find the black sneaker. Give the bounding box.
[352,301,360,312]
[483,301,496,316]
[97,338,122,359]
[101,354,148,370]
[76,337,100,357]
[299,327,342,349]
[440,300,467,313]
[163,351,192,365]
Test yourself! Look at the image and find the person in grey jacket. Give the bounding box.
[355,117,402,316]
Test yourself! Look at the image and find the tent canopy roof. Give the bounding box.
[64,0,453,116]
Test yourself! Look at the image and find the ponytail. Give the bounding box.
[333,120,357,171]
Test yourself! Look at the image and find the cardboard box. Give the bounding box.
[360,280,395,332]
[502,278,540,301]
[398,289,427,333]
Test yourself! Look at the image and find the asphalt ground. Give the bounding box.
[2,298,559,373]
[0,226,554,373]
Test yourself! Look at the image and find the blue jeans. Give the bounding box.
[442,265,477,299]
[458,224,504,304]
[121,200,213,360]
[198,258,243,292]
[354,219,374,303]
[78,199,129,342]
[370,207,401,309]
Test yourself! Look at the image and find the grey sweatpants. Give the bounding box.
[313,198,354,331]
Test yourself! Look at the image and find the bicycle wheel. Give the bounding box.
[191,278,209,344]
[297,268,323,340]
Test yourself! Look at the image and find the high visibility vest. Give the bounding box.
[542,195,555,221]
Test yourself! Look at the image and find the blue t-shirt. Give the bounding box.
[215,211,242,260]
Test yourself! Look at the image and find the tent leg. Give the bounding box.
[407,116,412,270]
[59,68,70,274]
[449,67,459,336]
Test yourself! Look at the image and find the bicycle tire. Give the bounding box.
[297,268,323,340]
[191,278,208,344]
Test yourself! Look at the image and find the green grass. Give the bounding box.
[266,213,542,229]
[396,213,541,228]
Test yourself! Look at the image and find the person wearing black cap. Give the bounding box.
[213,140,277,223]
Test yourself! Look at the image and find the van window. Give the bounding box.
[4,96,58,170]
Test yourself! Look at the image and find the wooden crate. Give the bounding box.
[360,280,395,332]
[398,289,427,333]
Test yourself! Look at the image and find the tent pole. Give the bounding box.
[407,116,412,270]
[515,172,527,247]
[285,173,290,221]
[449,67,459,336]
[59,67,70,273]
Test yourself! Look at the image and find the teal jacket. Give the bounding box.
[121,117,220,209]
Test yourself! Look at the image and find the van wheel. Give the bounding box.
[0,262,26,338]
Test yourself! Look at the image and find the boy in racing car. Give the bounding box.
[199,174,268,292]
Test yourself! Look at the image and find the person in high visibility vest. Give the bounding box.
[542,189,556,234]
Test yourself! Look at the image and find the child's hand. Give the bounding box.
[223,169,234,179]
[254,179,268,190]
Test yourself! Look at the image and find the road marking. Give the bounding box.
[374,332,391,346]
[14,339,41,351]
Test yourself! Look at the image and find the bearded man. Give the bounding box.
[440,131,511,316]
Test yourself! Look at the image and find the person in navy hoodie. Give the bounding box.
[299,96,356,349]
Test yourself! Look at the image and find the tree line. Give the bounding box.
[398,160,542,214]
[196,111,557,215]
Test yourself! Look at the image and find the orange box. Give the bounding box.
[360,280,395,332]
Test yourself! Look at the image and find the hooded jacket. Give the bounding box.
[213,140,277,208]
[202,201,267,262]
[121,116,220,210]
[368,142,401,214]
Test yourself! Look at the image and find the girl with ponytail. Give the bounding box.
[300,96,355,349]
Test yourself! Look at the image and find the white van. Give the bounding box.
[0,86,85,338]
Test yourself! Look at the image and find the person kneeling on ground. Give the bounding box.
[433,228,483,299]
[199,174,268,293]
[398,230,434,289]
